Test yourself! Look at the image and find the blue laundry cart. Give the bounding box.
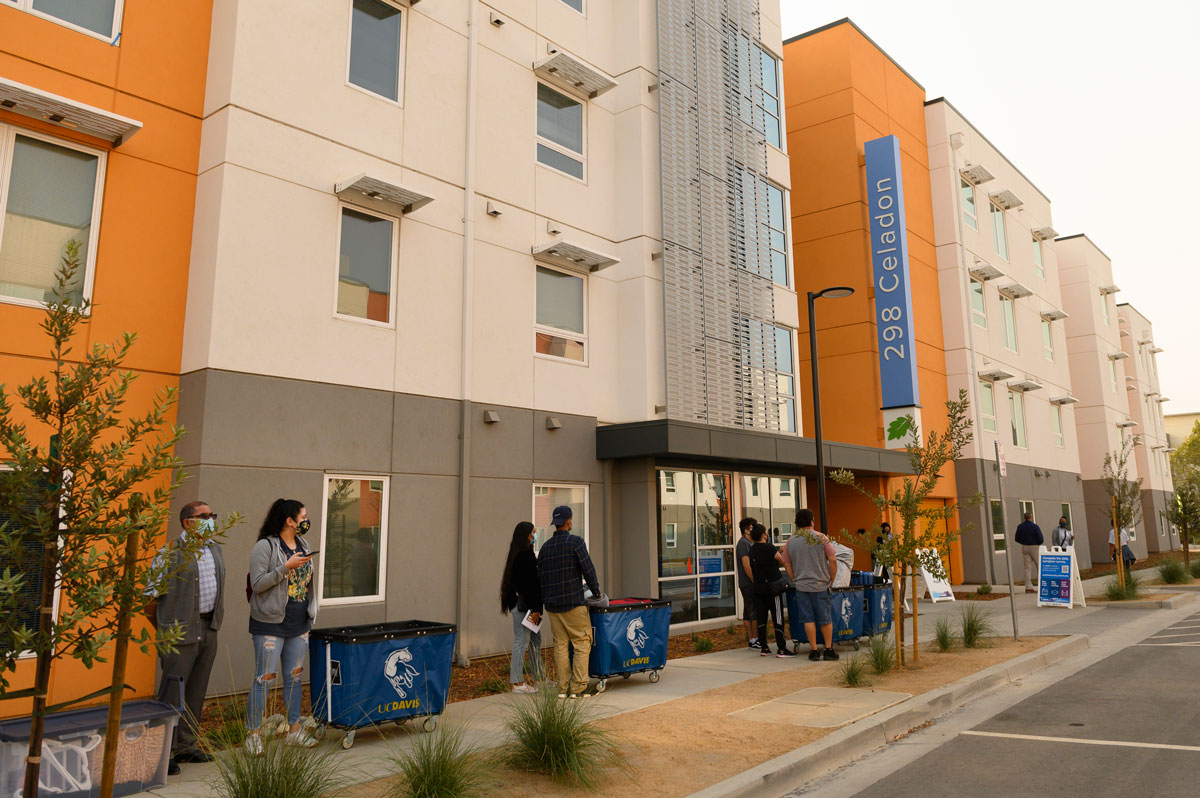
[309,620,456,749]
[863,584,895,637]
[787,589,865,649]
[588,598,670,692]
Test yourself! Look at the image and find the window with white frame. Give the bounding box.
[970,279,987,328]
[733,37,782,150]
[1042,319,1054,361]
[0,469,55,655]
[533,484,588,553]
[979,380,997,433]
[658,470,736,625]
[1009,390,1027,448]
[1051,404,1064,448]
[319,475,388,603]
[960,177,977,230]
[347,0,404,102]
[559,0,584,11]
[766,182,789,286]
[1032,236,1045,278]
[1109,359,1118,392]
[0,127,104,307]
[991,499,1006,551]
[1019,499,1034,522]
[336,206,395,324]
[536,83,585,179]
[8,0,123,40]
[1099,290,1110,325]
[535,264,586,362]
[664,523,677,548]
[991,202,1008,260]
[759,48,782,149]
[774,325,797,432]
[1000,295,1018,351]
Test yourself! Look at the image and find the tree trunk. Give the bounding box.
[1183,522,1190,569]
[22,527,60,798]
[895,565,905,667]
[910,569,919,665]
[99,523,142,798]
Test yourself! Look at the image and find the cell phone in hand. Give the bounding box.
[302,549,319,557]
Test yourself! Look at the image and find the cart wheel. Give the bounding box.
[341,730,356,750]
[621,672,632,680]
[596,679,607,693]
[394,717,410,727]
[648,670,661,683]
[313,723,326,741]
[853,641,861,651]
[422,716,438,733]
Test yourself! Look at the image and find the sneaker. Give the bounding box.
[569,692,591,700]
[748,639,760,650]
[558,692,569,699]
[167,758,181,776]
[776,648,797,658]
[285,729,318,748]
[760,648,771,657]
[808,649,822,662]
[823,648,840,661]
[244,733,263,757]
[512,683,537,694]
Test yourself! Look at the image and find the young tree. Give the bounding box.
[1169,422,1200,567]
[0,244,220,798]
[1102,434,1143,586]
[830,389,978,666]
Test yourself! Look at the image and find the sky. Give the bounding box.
[780,0,1200,414]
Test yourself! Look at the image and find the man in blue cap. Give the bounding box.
[537,505,602,698]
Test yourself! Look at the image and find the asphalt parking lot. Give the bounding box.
[849,611,1200,797]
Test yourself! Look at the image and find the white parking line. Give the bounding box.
[962,730,1200,752]
[1145,632,1200,639]
[1134,642,1200,647]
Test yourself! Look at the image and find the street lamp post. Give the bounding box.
[807,286,855,535]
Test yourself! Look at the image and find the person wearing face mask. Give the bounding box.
[145,500,225,773]
[245,498,318,754]
[500,521,544,693]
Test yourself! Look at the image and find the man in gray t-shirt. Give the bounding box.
[735,517,758,649]
[783,508,839,661]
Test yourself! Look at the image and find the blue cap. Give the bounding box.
[551,505,573,527]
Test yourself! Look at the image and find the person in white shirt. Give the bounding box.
[1108,527,1135,576]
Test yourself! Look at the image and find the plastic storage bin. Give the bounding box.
[588,598,670,692]
[309,620,456,749]
[864,584,894,637]
[0,700,177,798]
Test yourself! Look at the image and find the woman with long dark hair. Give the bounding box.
[244,498,317,754]
[500,521,543,693]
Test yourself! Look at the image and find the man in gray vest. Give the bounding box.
[145,501,225,770]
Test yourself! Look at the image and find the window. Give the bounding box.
[559,0,584,11]
[766,183,789,286]
[990,202,1008,259]
[1051,404,1064,448]
[664,472,676,493]
[1019,500,1035,522]
[10,0,123,40]
[733,37,782,150]
[991,499,1006,551]
[0,129,104,307]
[749,477,759,497]
[739,475,800,547]
[774,325,797,432]
[1061,504,1072,530]
[970,279,987,328]
[1042,319,1054,361]
[535,264,586,362]
[1099,291,1109,325]
[979,380,997,433]
[1109,359,1118,393]
[319,476,388,604]
[759,49,782,149]
[658,471,735,625]
[1032,237,1045,278]
[1000,295,1018,351]
[960,177,978,230]
[335,206,395,324]
[0,470,54,655]
[1009,390,1027,448]
[536,83,585,179]
[347,0,403,102]
[533,484,588,553]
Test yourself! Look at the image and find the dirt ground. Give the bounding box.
[345,636,1057,798]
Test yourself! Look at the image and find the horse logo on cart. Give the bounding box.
[384,647,420,699]
[626,617,649,656]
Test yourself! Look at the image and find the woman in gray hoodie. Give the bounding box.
[245,498,318,754]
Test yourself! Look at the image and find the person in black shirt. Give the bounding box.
[741,523,795,657]
[1014,512,1044,592]
[735,517,759,650]
[500,522,544,693]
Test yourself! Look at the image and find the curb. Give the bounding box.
[685,634,1091,798]
[1101,592,1197,610]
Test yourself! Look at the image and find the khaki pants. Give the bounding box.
[1022,545,1040,592]
[548,605,592,695]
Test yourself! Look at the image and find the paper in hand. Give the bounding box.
[521,610,542,633]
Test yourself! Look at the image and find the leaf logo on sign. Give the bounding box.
[886,416,912,441]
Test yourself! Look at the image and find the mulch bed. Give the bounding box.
[951,591,1007,601]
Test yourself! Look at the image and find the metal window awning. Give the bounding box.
[960,163,994,184]
[1040,308,1068,321]
[1031,225,1058,240]
[1150,346,1164,354]
[978,367,1015,381]
[1137,338,1153,346]
[1050,395,1079,405]
[998,280,1032,299]
[335,173,433,214]
[1108,351,1129,360]
[0,76,142,145]
[969,259,1003,281]
[1116,420,1139,429]
[532,240,619,272]
[534,48,617,99]
[989,189,1024,209]
[1119,329,1131,337]
[1157,396,1171,403]
[1008,377,1044,392]
[1100,283,1121,294]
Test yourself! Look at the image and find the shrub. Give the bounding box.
[1104,571,1144,601]
[933,617,956,652]
[502,683,621,787]
[211,734,345,798]
[868,634,895,675]
[726,623,738,636]
[840,656,869,687]
[976,583,992,596]
[693,635,715,653]
[1191,559,1200,580]
[387,726,490,798]
[958,604,995,648]
[474,677,510,697]
[1158,558,1190,584]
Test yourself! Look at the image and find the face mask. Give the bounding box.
[195,518,215,535]
[531,533,538,548]
[297,519,311,535]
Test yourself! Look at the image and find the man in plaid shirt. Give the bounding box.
[537,505,601,698]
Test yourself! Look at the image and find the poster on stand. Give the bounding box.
[1037,546,1085,608]
[915,548,955,602]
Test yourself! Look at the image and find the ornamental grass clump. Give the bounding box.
[958,604,995,649]
[387,726,491,798]
[1158,558,1190,584]
[502,684,621,788]
[1191,559,1200,580]
[1104,571,1144,601]
[840,655,869,687]
[933,616,957,652]
[211,733,346,798]
[868,634,896,675]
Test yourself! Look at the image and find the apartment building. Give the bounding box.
[1166,412,1199,449]
[0,2,213,713]
[925,99,1088,579]
[1058,235,1149,559]
[1117,303,1176,549]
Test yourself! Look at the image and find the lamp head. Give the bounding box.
[814,286,855,300]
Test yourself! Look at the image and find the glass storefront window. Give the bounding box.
[658,471,696,578]
[658,471,735,625]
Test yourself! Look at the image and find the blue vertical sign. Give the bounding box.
[864,136,920,410]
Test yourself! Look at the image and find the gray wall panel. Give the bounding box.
[470,404,533,479]
[391,393,461,476]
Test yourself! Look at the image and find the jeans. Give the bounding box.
[510,609,544,684]
[548,605,592,695]
[246,633,307,731]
